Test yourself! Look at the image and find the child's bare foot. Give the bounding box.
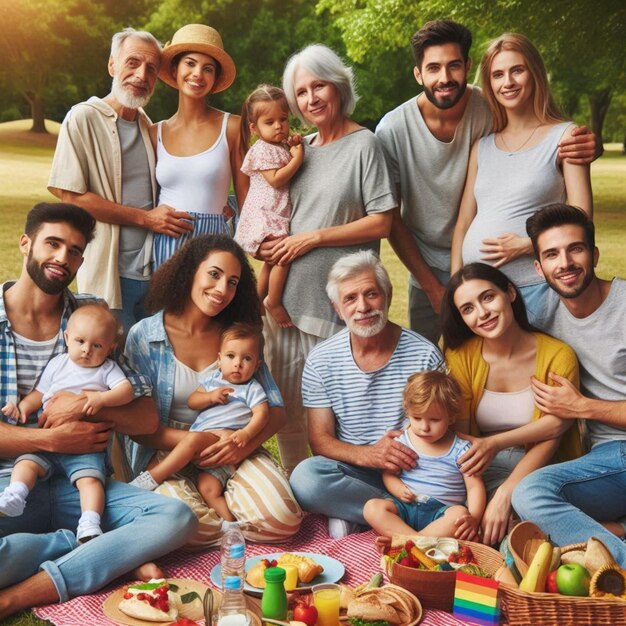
[132,562,165,581]
[263,296,293,328]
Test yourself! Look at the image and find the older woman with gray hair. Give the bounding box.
[257,44,396,474]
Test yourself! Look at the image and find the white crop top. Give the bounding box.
[156,114,231,215]
[475,386,535,434]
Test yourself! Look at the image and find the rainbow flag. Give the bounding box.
[453,571,500,626]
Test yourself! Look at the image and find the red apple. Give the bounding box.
[293,602,318,626]
[556,563,590,596]
[546,570,559,594]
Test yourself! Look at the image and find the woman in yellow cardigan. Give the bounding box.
[441,263,584,546]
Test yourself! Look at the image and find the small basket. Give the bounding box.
[386,540,504,612]
[499,542,626,626]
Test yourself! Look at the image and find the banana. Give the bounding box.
[549,546,562,572]
[519,541,553,593]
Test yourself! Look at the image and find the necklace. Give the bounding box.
[499,123,542,155]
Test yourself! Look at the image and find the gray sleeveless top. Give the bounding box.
[462,121,572,287]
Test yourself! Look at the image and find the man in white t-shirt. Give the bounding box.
[376,20,596,344]
[289,251,444,538]
[512,204,626,566]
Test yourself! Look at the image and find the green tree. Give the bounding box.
[317,0,626,153]
[0,0,116,132]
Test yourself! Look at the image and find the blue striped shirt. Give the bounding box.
[302,327,445,444]
[0,282,152,477]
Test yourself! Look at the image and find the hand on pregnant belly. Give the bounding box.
[480,232,532,268]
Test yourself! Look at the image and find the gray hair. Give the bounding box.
[326,250,391,306]
[110,27,161,60]
[282,44,359,125]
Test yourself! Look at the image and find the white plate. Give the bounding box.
[210,552,345,595]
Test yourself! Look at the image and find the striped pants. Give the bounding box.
[152,212,230,270]
[153,449,303,549]
[263,314,325,474]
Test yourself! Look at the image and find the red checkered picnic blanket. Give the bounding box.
[34,514,475,625]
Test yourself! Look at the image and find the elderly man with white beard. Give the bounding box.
[48,28,193,332]
[289,250,445,538]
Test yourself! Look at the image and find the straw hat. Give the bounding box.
[159,24,236,93]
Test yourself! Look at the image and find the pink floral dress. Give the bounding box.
[234,139,293,253]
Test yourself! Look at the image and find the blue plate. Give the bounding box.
[210,551,345,595]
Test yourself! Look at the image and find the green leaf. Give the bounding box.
[180,591,202,604]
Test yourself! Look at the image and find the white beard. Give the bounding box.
[346,309,388,338]
[111,74,152,110]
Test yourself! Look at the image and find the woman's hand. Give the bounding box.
[255,235,286,263]
[273,231,322,265]
[457,433,499,477]
[481,485,513,546]
[480,233,533,268]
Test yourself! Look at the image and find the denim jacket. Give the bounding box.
[124,311,283,476]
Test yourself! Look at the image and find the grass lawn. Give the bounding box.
[0,120,624,626]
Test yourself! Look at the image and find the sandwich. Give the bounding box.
[118,579,178,622]
[347,585,421,626]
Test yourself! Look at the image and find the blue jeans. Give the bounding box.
[289,456,386,525]
[408,266,450,346]
[0,474,197,601]
[512,441,626,567]
[392,495,448,530]
[115,277,150,335]
[18,452,106,484]
[519,281,550,326]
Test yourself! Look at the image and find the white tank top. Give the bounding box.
[156,114,231,215]
[475,386,535,434]
[169,356,216,425]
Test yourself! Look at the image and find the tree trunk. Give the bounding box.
[24,92,47,133]
[588,87,612,159]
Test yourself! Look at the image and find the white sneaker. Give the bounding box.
[129,471,159,491]
[77,520,103,543]
[328,517,361,539]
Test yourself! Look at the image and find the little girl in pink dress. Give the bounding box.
[235,85,304,327]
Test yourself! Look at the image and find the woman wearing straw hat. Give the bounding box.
[151,24,247,269]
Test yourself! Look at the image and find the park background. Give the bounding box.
[0,1,624,624]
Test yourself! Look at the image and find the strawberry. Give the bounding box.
[405,540,415,551]
[123,592,132,599]
[136,593,146,601]
[398,556,413,567]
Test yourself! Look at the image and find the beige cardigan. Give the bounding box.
[48,97,156,309]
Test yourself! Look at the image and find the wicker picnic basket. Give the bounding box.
[386,539,504,612]
[499,542,626,626]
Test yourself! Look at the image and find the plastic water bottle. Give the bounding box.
[217,575,250,626]
[220,523,246,590]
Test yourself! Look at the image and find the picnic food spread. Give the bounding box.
[118,579,179,622]
[247,553,324,588]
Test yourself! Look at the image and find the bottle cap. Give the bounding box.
[230,543,245,558]
[225,575,243,590]
[264,566,286,583]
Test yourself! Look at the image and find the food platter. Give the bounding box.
[210,552,345,595]
[103,578,262,626]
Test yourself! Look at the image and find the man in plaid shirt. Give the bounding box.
[0,202,196,618]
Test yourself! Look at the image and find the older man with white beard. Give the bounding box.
[289,251,444,538]
[48,28,193,332]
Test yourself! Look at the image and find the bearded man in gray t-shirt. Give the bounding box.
[512,204,626,567]
[376,20,596,344]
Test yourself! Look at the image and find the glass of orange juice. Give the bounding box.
[312,583,340,626]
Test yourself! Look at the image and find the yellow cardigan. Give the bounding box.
[445,332,584,461]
